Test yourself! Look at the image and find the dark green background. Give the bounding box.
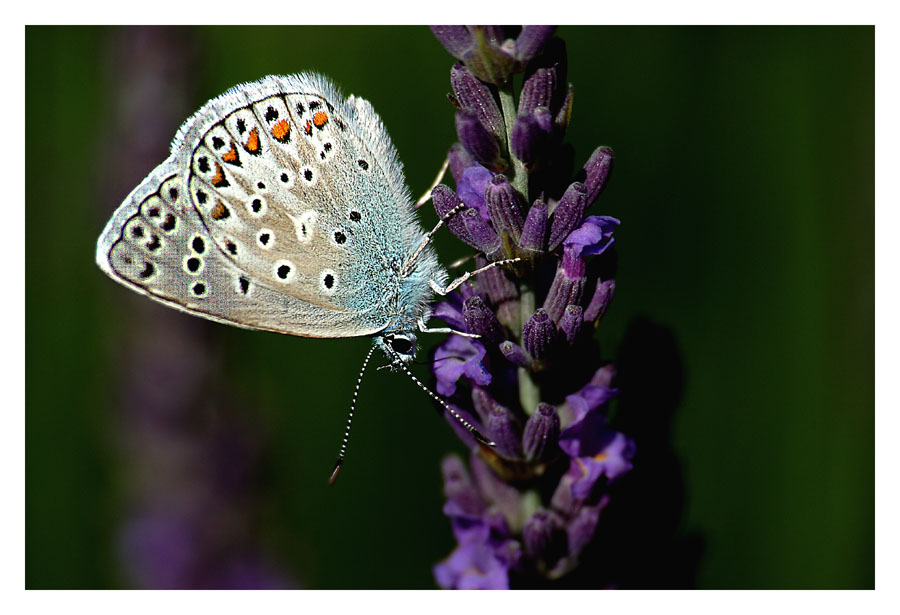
[25,26,874,588]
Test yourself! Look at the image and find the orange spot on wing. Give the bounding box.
[304,120,313,136]
[243,128,260,154]
[221,143,240,165]
[210,200,229,220]
[313,111,329,128]
[271,119,291,142]
[211,162,228,187]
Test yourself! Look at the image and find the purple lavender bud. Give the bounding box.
[442,403,485,448]
[471,386,496,424]
[432,184,474,246]
[522,403,561,462]
[554,83,574,133]
[461,208,500,255]
[519,67,556,116]
[441,455,485,516]
[522,508,567,567]
[515,26,557,62]
[461,26,519,87]
[538,37,569,101]
[590,364,616,388]
[543,251,586,324]
[518,198,548,253]
[522,308,557,360]
[550,466,580,517]
[430,26,473,59]
[477,254,516,306]
[567,502,604,558]
[455,109,504,171]
[511,108,552,168]
[499,340,532,369]
[559,304,584,345]
[451,62,506,146]
[487,404,524,458]
[470,453,525,526]
[476,254,519,329]
[485,174,525,243]
[548,181,588,251]
[463,296,505,344]
[458,280,479,301]
[584,279,615,322]
[583,146,614,206]
[448,142,476,185]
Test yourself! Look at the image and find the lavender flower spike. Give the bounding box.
[430,25,634,589]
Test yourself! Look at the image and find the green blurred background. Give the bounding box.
[25,26,873,589]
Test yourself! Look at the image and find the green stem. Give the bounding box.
[497,83,528,201]
[498,81,540,415]
[517,282,540,415]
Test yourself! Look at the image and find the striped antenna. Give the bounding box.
[394,358,496,448]
[329,344,377,486]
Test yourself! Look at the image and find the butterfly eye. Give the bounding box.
[389,335,413,356]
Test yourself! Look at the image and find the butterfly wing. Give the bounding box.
[97,74,425,338]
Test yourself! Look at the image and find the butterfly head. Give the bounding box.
[376,331,418,368]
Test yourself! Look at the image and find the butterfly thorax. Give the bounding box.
[373,241,447,363]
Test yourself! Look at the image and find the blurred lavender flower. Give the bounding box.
[428,26,633,589]
[103,27,294,590]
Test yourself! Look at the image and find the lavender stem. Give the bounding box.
[498,83,529,201]
[518,281,540,415]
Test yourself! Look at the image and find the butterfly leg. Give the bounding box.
[417,317,481,339]
[402,202,467,277]
[414,156,450,209]
[429,258,523,296]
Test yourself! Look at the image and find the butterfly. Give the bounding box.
[95,73,509,478]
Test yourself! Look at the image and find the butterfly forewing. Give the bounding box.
[97,74,427,339]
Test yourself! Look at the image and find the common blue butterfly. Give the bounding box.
[96,74,508,477]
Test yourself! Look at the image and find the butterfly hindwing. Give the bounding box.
[97,166,379,337]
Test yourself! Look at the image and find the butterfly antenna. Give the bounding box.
[394,358,496,448]
[413,355,466,366]
[329,344,377,485]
